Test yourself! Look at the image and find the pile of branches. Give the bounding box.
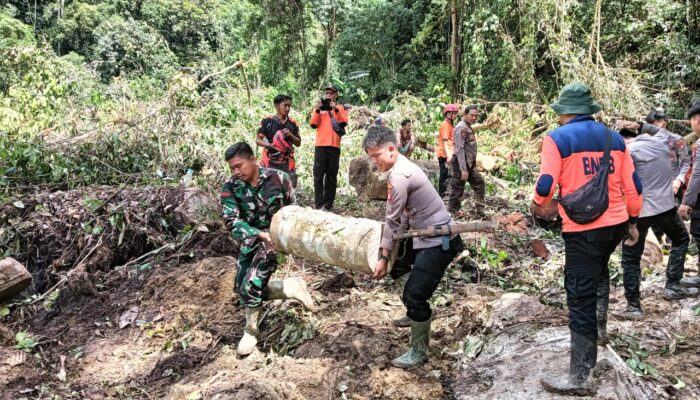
[0,186,233,296]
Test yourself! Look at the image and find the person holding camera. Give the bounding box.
[256,94,301,187]
[310,83,349,210]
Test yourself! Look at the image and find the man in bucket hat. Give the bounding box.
[532,83,643,396]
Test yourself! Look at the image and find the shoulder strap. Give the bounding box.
[601,129,613,167]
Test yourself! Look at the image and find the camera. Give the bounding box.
[320,96,333,111]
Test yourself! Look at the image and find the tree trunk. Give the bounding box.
[324,6,336,81]
[348,156,440,200]
[689,0,700,44]
[450,0,462,97]
[269,206,392,275]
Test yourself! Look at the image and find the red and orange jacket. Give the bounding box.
[533,115,643,232]
[310,105,348,148]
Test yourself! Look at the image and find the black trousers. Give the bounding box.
[438,157,450,196]
[563,223,626,341]
[448,157,485,211]
[622,208,689,301]
[652,187,686,241]
[313,146,340,209]
[390,236,463,322]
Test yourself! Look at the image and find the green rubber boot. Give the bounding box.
[393,274,411,328]
[237,306,261,356]
[391,318,431,369]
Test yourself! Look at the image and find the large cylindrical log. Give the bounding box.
[270,206,388,275]
[348,156,440,200]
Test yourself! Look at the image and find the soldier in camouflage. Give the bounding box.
[220,142,315,356]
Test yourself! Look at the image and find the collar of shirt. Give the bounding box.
[232,166,270,191]
[388,154,408,176]
[565,115,595,125]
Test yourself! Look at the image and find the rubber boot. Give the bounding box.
[540,331,597,397]
[611,298,644,321]
[264,277,316,311]
[596,280,610,346]
[663,284,699,300]
[391,318,431,369]
[393,274,411,328]
[665,238,694,299]
[680,275,700,287]
[237,306,260,356]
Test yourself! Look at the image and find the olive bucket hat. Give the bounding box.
[550,83,602,115]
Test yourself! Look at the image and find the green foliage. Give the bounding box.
[0,0,698,193]
[92,16,176,81]
[15,331,39,352]
[50,1,106,56]
[140,0,224,64]
[0,12,36,49]
[612,333,659,377]
[0,46,73,136]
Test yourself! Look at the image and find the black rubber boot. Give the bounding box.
[540,332,597,397]
[663,284,699,300]
[596,280,609,346]
[611,297,644,321]
[680,275,700,287]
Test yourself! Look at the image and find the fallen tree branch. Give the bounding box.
[198,61,243,85]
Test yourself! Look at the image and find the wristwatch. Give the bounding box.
[379,254,390,262]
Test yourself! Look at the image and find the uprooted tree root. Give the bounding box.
[0,186,232,296]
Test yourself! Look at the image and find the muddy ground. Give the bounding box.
[1,186,700,399]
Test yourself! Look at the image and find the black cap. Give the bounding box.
[645,110,668,123]
[323,83,338,93]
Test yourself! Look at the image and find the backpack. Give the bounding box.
[558,130,613,224]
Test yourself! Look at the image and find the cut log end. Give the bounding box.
[0,258,32,301]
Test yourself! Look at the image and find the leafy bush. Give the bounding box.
[92,16,176,82]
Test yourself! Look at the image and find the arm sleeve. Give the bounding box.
[310,109,321,128]
[619,148,643,222]
[257,118,268,135]
[440,124,450,142]
[675,136,690,183]
[639,122,660,135]
[221,182,261,246]
[533,136,561,206]
[453,125,468,171]
[380,175,410,250]
[683,163,700,207]
[334,106,349,126]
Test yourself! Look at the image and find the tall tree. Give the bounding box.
[449,0,462,97]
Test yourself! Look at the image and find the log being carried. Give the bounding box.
[269,206,494,275]
[270,205,386,275]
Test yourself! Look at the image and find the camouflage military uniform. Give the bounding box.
[221,167,295,307]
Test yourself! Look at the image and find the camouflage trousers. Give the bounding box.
[235,242,278,308]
